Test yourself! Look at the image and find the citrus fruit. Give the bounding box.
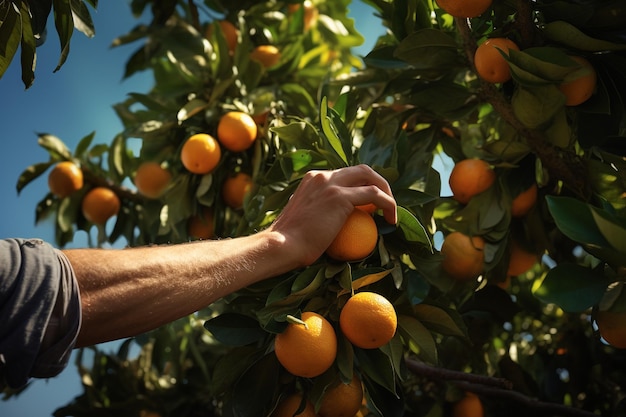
[134,161,171,199]
[272,393,316,417]
[511,183,538,218]
[318,373,364,417]
[441,232,485,282]
[452,392,484,417]
[250,45,281,68]
[435,0,492,18]
[181,133,221,174]
[474,38,520,83]
[355,203,377,214]
[274,312,337,378]
[506,239,537,277]
[326,208,378,262]
[217,112,258,152]
[188,207,215,240]
[559,56,597,106]
[596,310,626,349]
[222,172,253,209]
[449,159,495,204]
[339,292,397,349]
[82,187,121,224]
[48,161,84,198]
[288,0,319,31]
[206,20,238,53]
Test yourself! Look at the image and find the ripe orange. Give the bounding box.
[449,159,496,204]
[355,203,377,214]
[326,208,378,262]
[452,392,484,417]
[474,38,520,83]
[187,207,215,240]
[272,393,316,417]
[288,0,319,31]
[48,161,84,198]
[339,292,397,349]
[596,310,626,349]
[435,0,492,18]
[82,187,121,224]
[250,45,281,68]
[318,373,364,417]
[506,239,537,277]
[559,56,597,106]
[441,231,485,282]
[274,312,337,378]
[217,112,258,152]
[181,133,221,174]
[511,183,538,217]
[222,172,253,209]
[134,161,171,199]
[206,20,238,54]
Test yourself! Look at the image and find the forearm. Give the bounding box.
[66,230,292,347]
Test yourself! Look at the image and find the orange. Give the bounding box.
[326,208,378,262]
[318,373,363,417]
[506,239,537,277]
[452,392,484,417]
[511,183,538,218]
[217,112,258,152]
[559,56,597,106]
[441,232,485,282]
[435,0,492,18]
[355,203,377,214]
[181,133,221,174]
[596,310,626,349]
[134,161,171,199]
[272,393,316,417]
[339,292,397,349]
[81,187,121,224]
[448,159,495,204]
[274,311,337,378]
[206,20,238,54]
[222,172,253,209]
[48,161,84,198]
[187,207,215,240]
[250,45,281,68]
[474,38,520,83]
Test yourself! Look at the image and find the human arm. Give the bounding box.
[68,164,397,347]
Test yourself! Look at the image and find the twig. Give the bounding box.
[405,358,513,390]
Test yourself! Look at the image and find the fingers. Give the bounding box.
[303,165,397,224]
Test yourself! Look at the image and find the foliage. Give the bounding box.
[5,0,626,416]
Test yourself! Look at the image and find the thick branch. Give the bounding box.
[406,359,598,417]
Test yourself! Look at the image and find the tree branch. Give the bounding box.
[405,359,598,417]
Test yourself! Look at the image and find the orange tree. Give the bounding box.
[5,0,626,416]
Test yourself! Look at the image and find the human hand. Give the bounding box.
[267,165,397,266]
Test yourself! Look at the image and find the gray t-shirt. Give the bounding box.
[0,238,81,389]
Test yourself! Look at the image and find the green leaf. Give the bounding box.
[393,28,459,71]
[230,353,280,417]
[38,133,72,160]
[545,196,609,247]
[19,1,36,89]
[204,313,267,346]
[0,2,21,80]
[52,0,75,72]
[542,20,626,52]
[413,304,466,338]
[590,206,626,254]
[397,206,432,250]
[16,161,54,194]
[533,263,610,313]
[354,348,397,396]
[74,131,96,158]
[397,314,437,364]
[320,97,349,166]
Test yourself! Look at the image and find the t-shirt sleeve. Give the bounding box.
[0,238,82,389]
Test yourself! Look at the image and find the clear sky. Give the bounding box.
[0,2,386,416]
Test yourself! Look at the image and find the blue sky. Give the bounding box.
[0,2,387,416]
